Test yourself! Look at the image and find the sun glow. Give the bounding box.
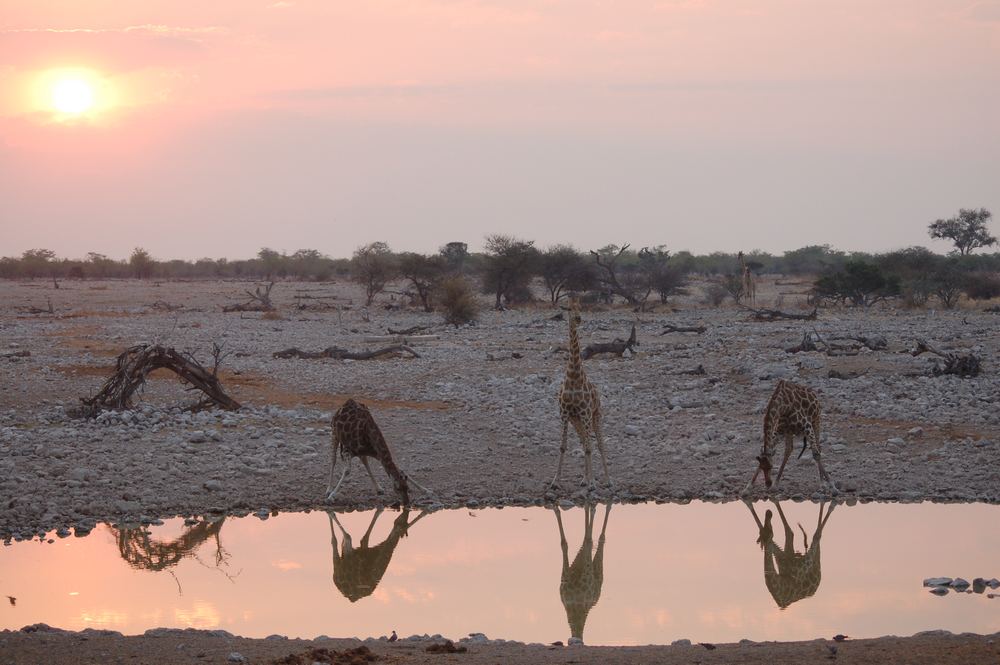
[52,78,94,114]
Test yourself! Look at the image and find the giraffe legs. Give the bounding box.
[403,473,434,498]
[808,425,834,489]
[572,420,595,489]
[593,415,612,487]
[326,457,352,502]
[360,457,384,495]
[548,420,570,489]
[772,433,794,490]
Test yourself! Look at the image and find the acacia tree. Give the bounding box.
[129,247,156,279]
[20,248,56,279]
[352,241,397,306]
[398,252,446,312]
[481,234,540,310]
[813,260,901,307]
[539,245,595,304]
[928,208,996,255]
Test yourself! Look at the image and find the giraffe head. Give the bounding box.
[391,473,411,505]
[753,453,774,488]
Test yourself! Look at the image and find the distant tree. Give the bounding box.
[20,248,56,279]
[439,242,469,274]
[813,260,901,307]
[398,252,446,312]
[352,241,397,306]
[437,276,479,326]
[780,245,846,275]
[257,248,285,279]
[638,246,687,306]
[929,260,966,309]
[589,244,641,305]
[928,208,996,256]
[539,245,595,304]
[481,235,540,309]
[129,247,155,279]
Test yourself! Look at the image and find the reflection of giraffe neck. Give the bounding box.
[567,316,585,387]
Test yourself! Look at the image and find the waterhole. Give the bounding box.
[2,501,997,645]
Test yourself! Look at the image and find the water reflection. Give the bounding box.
[555,502,611,643]
[746,499,835,609]
[328,508,427,602]
[112,517,229,572]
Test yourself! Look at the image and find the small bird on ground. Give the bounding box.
[388,630,398,642]
[833,634,849,642]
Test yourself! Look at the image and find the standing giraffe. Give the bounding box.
[555,502,611,644]
[551,300,611,490]
[738,251,757,307]
[327,508,426,602]
[326,398,432,504]
[744,380,833,494]
[745,499,836,609]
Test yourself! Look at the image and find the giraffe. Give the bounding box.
[738,251,757,307]
[745,499,836,609]
[113,517,228,572]
[743,379,833,494]
[326,398,432,504]
[555,502,611,644]
[550,299,611,490]
[327,508,426,602]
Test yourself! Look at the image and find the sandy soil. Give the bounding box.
[2,626,998,665]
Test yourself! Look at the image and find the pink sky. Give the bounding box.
[1,1,998,260]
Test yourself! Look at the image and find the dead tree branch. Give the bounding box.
[272,345,420,360]
[659,324,706,335]
[911,339,982,377]
[581,324,638,360]
[223,282,275,312]
[749,306,818,322]
[75,344,241,418]
[387,325,429,335]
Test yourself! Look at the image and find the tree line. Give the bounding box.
[2,208,997,311]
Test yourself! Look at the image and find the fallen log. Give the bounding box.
[659,324,706,335]
[362,335,439,344]
[1,350,30,359]
[387,325,429,335]
[581,324,638,360]
[75,344,241,418]
[911,339,982,378]
[273,345,420,360]
[750,307,818,322]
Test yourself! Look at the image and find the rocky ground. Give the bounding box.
[1,278,998,542]
[2,625,998,665]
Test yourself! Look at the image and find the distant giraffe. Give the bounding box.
[738,251,757,307]
[551,300,611,490]
[744,380,833,493]
[555,502,611,643]
[327,508,426,602]
[326,398,432,504]
[746,499,836,609]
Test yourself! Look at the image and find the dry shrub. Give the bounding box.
[437,276,478,326]
[964,273,1000,301]
[702,282,728,307]
[262,309,283,321]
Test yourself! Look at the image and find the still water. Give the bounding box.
[1,501,998,645]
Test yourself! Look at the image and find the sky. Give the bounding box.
[1,0,998,261]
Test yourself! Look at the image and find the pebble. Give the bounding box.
[227,653,247,663]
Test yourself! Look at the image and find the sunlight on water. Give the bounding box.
[2,501,998,645]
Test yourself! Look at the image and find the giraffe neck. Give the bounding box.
[567,318,584,385]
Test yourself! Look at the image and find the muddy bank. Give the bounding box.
[2,626,998,665]
[1,279,998,540]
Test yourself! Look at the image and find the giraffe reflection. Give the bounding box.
[554,502,611,644]
[746,499,836,609]
[327,508,426,602]
[112,517,229,572]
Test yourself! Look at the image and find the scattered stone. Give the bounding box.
[425,640,467,653]
[923,577,952,587]
[671,639,692,646]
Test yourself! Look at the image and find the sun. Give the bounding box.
[51,78,95,114]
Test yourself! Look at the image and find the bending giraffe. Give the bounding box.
[744,380,833,494]
[738,251,757,307]
[555,502,611,644]
[745,499,836,609]
[326,398,432,504]
[551,300,611,490]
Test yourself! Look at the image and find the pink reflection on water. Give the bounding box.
[1,501,999,645]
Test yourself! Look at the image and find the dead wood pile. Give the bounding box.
[272,345,420,360]
[786,330,887,355]
[223,282,275,312]
[659,323,706,335]
[76,344,241,418]
[581,324,638,360]
[911,339,982,377]
[750,307,818,322]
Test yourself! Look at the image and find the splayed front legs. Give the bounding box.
[549,418,611,491]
